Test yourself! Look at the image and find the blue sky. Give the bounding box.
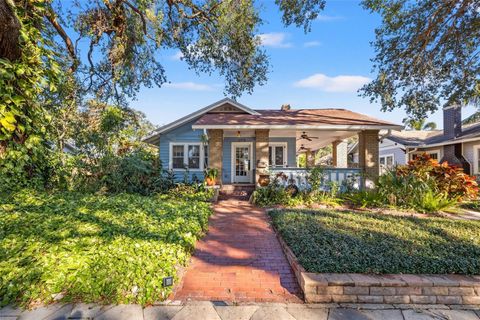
[128,0,474,127]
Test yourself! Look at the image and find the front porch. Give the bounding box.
[206,128,381,190]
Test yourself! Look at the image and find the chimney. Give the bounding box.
[443,104,462,139]
[281,103,291,111]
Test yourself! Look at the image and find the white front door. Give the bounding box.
[232,143,253,183]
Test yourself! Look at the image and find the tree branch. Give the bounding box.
[45,7,78,71]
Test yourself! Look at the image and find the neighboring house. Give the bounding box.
[144,98,402,187]
[350,105,480,175]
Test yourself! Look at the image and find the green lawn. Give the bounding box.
[270,209,480,275]
[0,189,212,307]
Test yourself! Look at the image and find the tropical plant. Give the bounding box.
[414,190,458,214]
[204,168,218,186]
[405,119,437,131]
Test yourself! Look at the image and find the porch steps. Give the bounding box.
[219,184,255,201]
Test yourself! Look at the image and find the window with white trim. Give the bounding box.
[268,143,287,167]
[379,155,394,167]
[172,145,185,169]
[170,143,204,170]
[379,154,394,174]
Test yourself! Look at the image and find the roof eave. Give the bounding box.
[192,124,404,131]
[142,98,259,143]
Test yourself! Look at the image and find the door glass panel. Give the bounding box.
[235,146,249,176]
[275,146,284,166]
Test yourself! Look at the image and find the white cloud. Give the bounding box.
[294,73,371,92]
[164,82,214,91]
[304,41,321,48]
[170,51,184,60]
[257,33,292,48]
[316,14,343,22]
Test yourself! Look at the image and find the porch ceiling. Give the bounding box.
[295,130,357,152]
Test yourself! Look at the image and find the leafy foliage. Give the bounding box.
[0,188,213,307]
[270,208,480,274]
[361,0,480,120]
[395,154,478,201]
[344,154,478,213]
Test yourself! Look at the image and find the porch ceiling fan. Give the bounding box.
[297,144,311,153]
[297,131,319,141]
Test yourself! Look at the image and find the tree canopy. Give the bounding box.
[361,0,480,120]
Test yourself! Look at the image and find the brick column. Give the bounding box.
[358,130,379,188]
[255,129,269,185]
[332,140,348,168]
[207,129,223,185]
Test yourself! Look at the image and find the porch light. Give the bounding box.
[162,276,173,287]
[236,130,241,137]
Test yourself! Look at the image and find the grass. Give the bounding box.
[0,189,212,307]
[270,208,480,275]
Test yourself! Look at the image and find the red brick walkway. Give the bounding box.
[173,199,302,303]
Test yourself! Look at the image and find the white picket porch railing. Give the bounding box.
[268,167,362,192]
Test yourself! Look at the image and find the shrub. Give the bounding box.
[251,177,290,206]
[397,154,478,200]
[0,189,213,307]
[343,190,385,208]
[354,154,480,213]
[270,208,480,274]
[414,190,458,214]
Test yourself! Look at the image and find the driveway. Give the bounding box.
[173,199,302,303]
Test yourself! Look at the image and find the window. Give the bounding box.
[379,154,394,173]
[170,143,204,170]
[188,145,200,169]
[172,145,185,169]
[268,143,287,167]
[411,150,440,161]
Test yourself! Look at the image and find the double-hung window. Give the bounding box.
[268,143,287,167]
[170,143,204,170]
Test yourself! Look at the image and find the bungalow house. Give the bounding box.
[144,98,402,188]
[350,105,480,176]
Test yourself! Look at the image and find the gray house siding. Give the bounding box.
[158,118,205,182]
[379,147,406,166]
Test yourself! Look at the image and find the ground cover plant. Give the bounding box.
[270,209,480,274]
[0,188,213,307]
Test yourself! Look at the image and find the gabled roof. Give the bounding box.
[192,109,402,130]
[143,98,259,144]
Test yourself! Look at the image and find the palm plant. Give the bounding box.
[405,119,437,130]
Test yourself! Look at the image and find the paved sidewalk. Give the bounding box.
[2,302,480,320]
[173,199,301,303]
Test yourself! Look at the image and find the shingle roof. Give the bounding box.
[193,109,400,128]
[387,130,443,146]
[385,122,480,147]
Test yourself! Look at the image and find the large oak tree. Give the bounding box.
[361,0,480,120]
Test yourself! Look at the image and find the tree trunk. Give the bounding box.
[0,0,21,61]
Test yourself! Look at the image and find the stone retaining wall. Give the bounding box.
[274,224,480,305]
